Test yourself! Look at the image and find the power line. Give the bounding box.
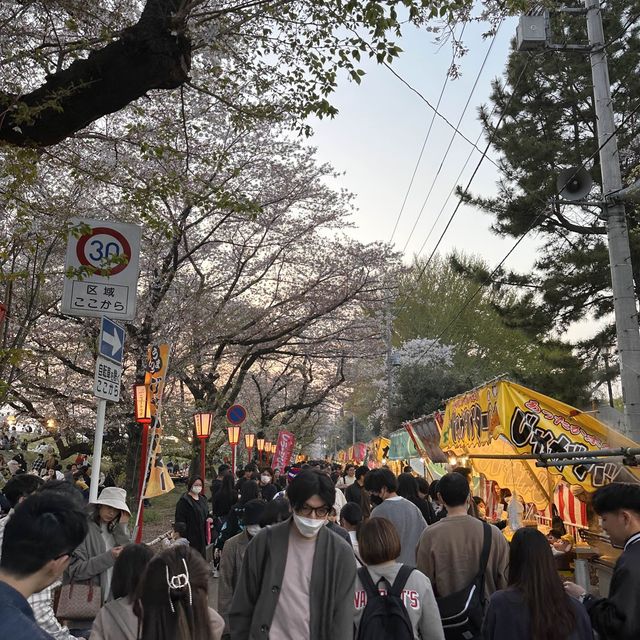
[398,55,535,308]
[401,22,502,253]
[408,94,640,367]
[388,23,467,244]
[412,211,545,366]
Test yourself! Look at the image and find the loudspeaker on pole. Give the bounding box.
[556,167,593,201]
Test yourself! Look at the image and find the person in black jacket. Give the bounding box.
[564,482,640,640]
[397,472,436,525]
[174,476,209,558]
[344,466,371,519]
[259,468,278,502]
[215,480,260,550]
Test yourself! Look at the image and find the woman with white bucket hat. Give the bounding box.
[62,486,132,638]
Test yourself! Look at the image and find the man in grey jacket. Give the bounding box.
[219,499,266,639]
[229,469,356,640]
[365,468,427,565]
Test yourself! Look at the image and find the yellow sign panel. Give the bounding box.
[143,425,175,499]
[143,343,170,417]
[442,380,638,495]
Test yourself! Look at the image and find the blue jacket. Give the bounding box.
[0,581,55,640]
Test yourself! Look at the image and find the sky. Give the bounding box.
[309,16,541,273]
[308,15,604,343]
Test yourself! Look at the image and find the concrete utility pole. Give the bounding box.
[585,0,640,442]
[352,413,356,447]
[385,308,393,435]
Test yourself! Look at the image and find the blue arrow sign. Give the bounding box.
[99,317,125,365]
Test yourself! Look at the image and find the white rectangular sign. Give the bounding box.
[61,218,141,321]
[93,356,122,402]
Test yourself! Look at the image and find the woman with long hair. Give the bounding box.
[91,543,153,640]
[211,472,237,520]
[134,545,223,640]
[397,473,436,525]
[482,527,592,640]
[174,476,209,558]
[215,480,260,551]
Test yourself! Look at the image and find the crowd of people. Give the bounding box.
[1,452,640,640]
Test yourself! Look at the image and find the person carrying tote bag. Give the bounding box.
[60,487,131,638]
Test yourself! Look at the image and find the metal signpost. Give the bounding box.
[89,320,126,502]
[61,218,139,503]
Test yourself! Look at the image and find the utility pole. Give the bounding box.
[585,0,640,441]
[352,413,356,447]
[518,3,640,441]
[385,307,393,435]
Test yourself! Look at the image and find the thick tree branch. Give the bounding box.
[0,0,191,147]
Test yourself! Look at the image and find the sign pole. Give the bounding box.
[89,398,107,503]
[134,422,150,543]
[134,417,158,542]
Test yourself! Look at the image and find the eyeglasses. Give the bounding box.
[297,504,330,518]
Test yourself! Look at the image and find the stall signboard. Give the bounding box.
[388,428,418,461]
[441,380,637,494]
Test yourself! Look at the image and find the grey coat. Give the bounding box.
[229,519,356,640]
[62,518,130,628]
[219,530,251,635]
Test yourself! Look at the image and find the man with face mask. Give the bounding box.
[219,499,266,640]
[229,469,356,640]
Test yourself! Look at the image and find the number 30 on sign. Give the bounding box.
[61,218,141,321]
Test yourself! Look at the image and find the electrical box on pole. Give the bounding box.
[516,16,547,50]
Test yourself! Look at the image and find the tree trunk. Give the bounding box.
[0,0,191,147]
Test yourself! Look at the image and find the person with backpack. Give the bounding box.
[354,517,444,640]
[416,473,509,640]
[483,527,592,640]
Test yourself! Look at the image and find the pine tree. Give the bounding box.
[463,0,640,365]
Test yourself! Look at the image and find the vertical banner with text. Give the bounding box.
[272,430,296,472]
[142,344,174,498]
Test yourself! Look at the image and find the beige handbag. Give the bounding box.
[56,582,101,620]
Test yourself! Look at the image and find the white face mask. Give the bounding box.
[191,485,202,495]
[246,524,261,537]
[261,475,271,484]
[293,513,327,538]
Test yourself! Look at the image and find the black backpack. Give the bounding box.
[435,521,492,640]
[356,565,415,640]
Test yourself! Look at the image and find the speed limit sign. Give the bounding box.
[61,218,141,321]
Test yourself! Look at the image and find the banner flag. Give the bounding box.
[143,344,170,418]
[143,423,175,498]
[272,431,296,472]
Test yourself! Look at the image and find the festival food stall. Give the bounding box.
[428,378,640,595]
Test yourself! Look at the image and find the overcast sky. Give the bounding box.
[310,16,543,272]
[308,16,604,342]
